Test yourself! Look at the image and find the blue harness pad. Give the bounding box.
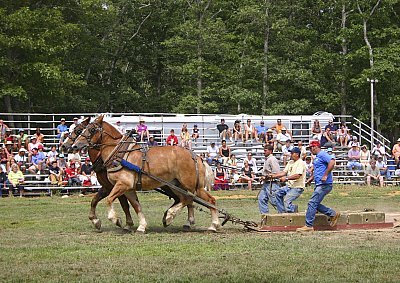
[121,159,141,173]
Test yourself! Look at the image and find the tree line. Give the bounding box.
[0,0,399,141]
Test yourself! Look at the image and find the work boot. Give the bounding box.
[296,226,314,232]
[329,212,341,227]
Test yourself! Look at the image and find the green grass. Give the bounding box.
[0,185,399,282]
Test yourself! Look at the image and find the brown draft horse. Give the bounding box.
[61,118,140,231]
[71,115,220,232]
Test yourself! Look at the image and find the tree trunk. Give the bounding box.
[340,3,350,117]
[262,2,270,115]
[3,96,15,128]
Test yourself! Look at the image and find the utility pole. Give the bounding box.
[367,78,378,148]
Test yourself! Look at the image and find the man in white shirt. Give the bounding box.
[275,127,292,151]
[206,142,219,165]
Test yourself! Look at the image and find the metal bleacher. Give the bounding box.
[0,112,398,197]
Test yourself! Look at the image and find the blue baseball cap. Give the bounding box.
[289,147,301,154]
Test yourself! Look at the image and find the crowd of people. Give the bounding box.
[1,116,399,198]
[0,118,99,197]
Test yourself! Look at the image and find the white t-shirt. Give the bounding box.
[207,145,219,158]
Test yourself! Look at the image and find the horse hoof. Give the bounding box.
[123,225,133,232]
[136,227,146,234]
[182,224,192,231]
[92,219,102,230]
[115,218,123,228]
[207,226,218,233]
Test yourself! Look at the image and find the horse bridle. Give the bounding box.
[79,122,104,148]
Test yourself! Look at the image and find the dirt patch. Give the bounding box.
[386,191,400,196]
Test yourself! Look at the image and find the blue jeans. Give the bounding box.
[258,181,281,214]
[276,186,304,213]
[347,161,362,171]
[305,184,336,227]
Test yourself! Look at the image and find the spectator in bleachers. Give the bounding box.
[376,156,390,180]
[80,157,99,187]
[69,117,79,133]
[245,151,258,173]
[28,147,46,176]
[33,128,45,144]
[281,140,293,166]
[391,138,400,164]
[65,162,81,186]
[135,118,150,142]
[276,128,292,151]
[17,129,28,150]
[219,140,231,165]
[311,120,322,141]
[191,124,199,145]
[5,141,14,156]
[297,140,307,160]
[49,160,63,186]
[46,145,59,165]
[265,129,276,150]
[0,166,9,197]
[327,147,335,159]
[347,136,359,149]
[28,137,42,156]
[8,163,24,196]
[255,121,267,143]
[325,119,338,139]
[115,121,126,134]
[347,143,362,175]
[0,146,10,172]
[365,160,384,187]
[206,142,219,165]
[166,129,178,146]
[180,124,192,149]
[394,159,400,177]
[68,149,81,165]
[4,128,13,143]
[232,120,243,143]
[58,154,67,171]
[227,154,238,168]
[337,121,349,147]
[240,160,255,190]
[305,156,314,185]
[360,145,371,169]
[14,148,28,170]
[371,141,386,160]
[147,136,159,147]
[216,119,232,142]
[56,118,68,139]
[320,128,336,148]
[213,161,228,190]
[271,119,288,134]
[0,119,10,142]
[271,147,306,213]
[227,154,239,183]
[244,119,257,142]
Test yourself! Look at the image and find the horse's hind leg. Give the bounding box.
[124,190,147,233]
[118,194,134,231]
[196,188,220,232]
[164,194,192,227]
[105,181,132,228]
[183,202,195,230]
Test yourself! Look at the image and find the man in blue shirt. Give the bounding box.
[56,118,68,139]
[255,121,267,143]
[297,140,340,232]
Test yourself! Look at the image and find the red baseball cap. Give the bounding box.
[37,145,44,149]
[308,140,320,148]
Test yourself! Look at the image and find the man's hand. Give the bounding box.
[321,175,328,182]
[279,176,286,182]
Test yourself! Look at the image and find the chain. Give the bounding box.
[194,205,259,228]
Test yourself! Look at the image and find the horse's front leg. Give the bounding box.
[124,190,147,233]
[89,187,109,230]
